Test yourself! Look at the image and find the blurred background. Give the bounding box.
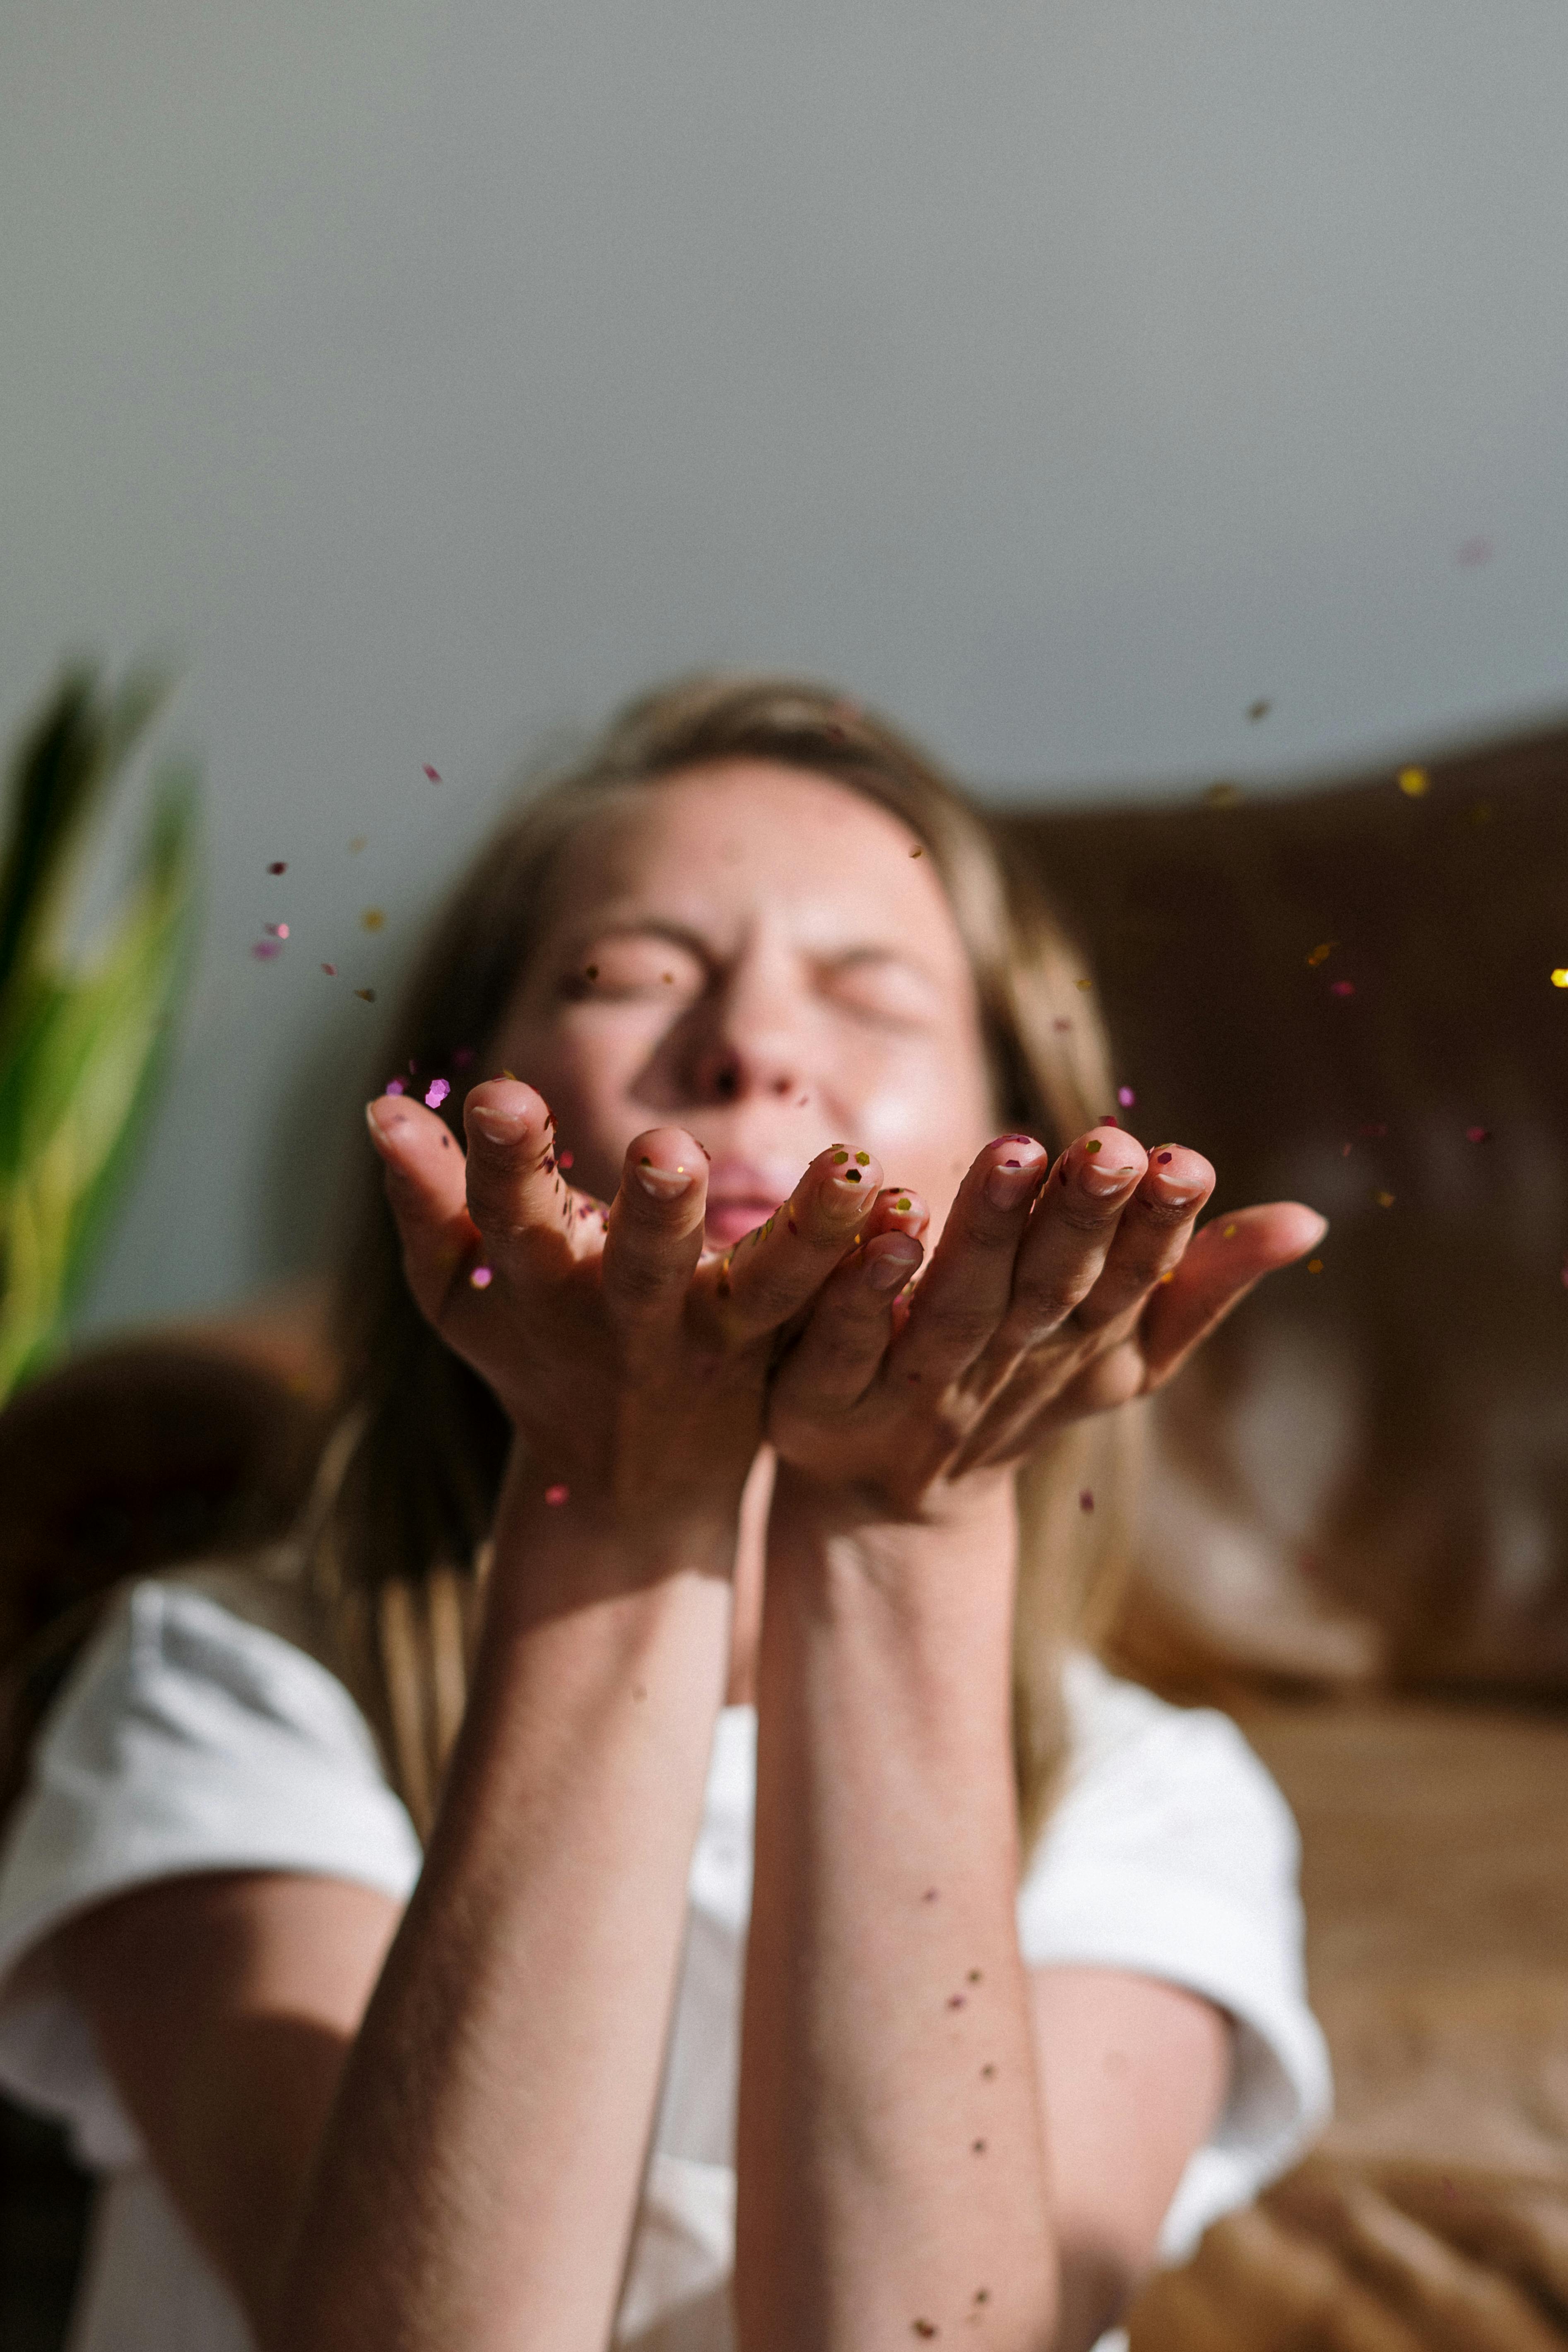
[4,1,1567,1338]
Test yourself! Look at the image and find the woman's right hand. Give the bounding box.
[365,1078,911,1543]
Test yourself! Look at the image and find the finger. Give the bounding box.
[366,1093,482,1323]
[461,1078,588,1273]
[770,1229,926,1418]
[708,1143,889,1340]
[1138,1201,1328,1385]
[601,1126,711,1329]
[886,1134,1051,1380]
[1067,1142,1215,1334]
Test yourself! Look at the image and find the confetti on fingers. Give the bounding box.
[706,1144,889,1341]
[768,1229,925,1419]
[1066,1141,1214,1334]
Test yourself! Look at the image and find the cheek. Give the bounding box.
[487,1015,647,1185]
[849,1039,997,1223]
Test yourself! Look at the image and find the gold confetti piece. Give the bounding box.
[1075,977,1092,992]
[1223,1222,1237,1237]
[361,908,386,932]
[1375,1189,1395,1208]
[1158,1268,1176,1283]
[348,835,367,853]
[909,845,923,857]
[1307,1257,1324,1273]
[354,987,376,1002]
[1306,941,1336,967]
[1553,970,1568,989]
[1397,766,1429,797]
[1247,699,1272,722]
[1205,780,1242,808]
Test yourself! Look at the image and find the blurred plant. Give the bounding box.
[0,665,201,1401]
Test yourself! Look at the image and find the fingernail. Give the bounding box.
[1079,1158,1140,1198]
[635,1159,693,1200]
[366,1099,409,1144]
[985,1159,1042,1210]
[831,1146,873,1190]
[469,1103,530,1144]
[865,1242,921,1290]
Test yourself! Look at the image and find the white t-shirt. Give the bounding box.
[0,1565,1330,2352]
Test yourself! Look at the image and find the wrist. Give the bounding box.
[767,1459,1019,1611]
[492,1442,743,1597]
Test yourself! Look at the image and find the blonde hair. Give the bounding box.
[316,674,1140,1858]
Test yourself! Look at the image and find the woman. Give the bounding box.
[0,676,1330,2352]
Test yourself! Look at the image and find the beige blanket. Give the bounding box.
[1129,1697,1568,2347]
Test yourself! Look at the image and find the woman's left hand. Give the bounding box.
[764,1124,1326,1520]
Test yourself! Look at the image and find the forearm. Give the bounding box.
[735,1473,1057,2352]
[274,1456,736,2352]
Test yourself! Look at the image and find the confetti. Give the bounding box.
[1466,1125,1491,1144]
[544,1483,569,1506]
[1247,699,1272,722]
[911,2326,937,2341]
[425,1078,450,1109]
[971,2138,987,2154]
[1078,1490,1094,1512]
[1375,1190,1395,1208]
[1307,1258,1324,1273]
[1553,970,1568,989]
[250,939,280,961]
[1075,977,1092,992]
[1306,941,1335,967]
[1117,1085,1136,1107]
[910,846,923,857]
[354,988,376,1002]
[1397,766,1429,798]
[385,1079,406,1096]
[1084,1139,1102,1155]
[321,962,337,976]
[349,835,368,854]
[265,921,289,938]
[1156,1150,1172,1164]
[423,763,441,782]
[946,1994,965,2009]
[559,1149,574,1168]
[267,860,287,874]
[361,908,386,932]
[1331,980,1356,998]
[470,1265,493,1289]
[1457,536,1493,567]
[1223,1222,1238,1237]
[1205,780,1242,808]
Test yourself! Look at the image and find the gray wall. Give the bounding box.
[3,4,1566,1334]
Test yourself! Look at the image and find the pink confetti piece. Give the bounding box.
[321,962,337,976]
[267,860,287,874]
[544,1482,569,1506]
[265,921,289,939]
[1457,536,1493,567]
[558,1148,573,1168]
[1078,1489,1094,1512]
[469,1264,493,1289]
[425,1077,450,1108]
[1330,980,1355,998]
[1466,1124,1492,1144]
[385,1078,405,1095]
[1117,1086,1136,1107]
[423,763,441,782]
[251,939,281,960]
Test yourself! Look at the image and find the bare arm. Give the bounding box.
[736,1123,1318,2349]
[54,1081,883,2351]
[737,1481,1058,2350]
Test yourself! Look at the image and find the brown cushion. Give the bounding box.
[1004,720,1568,1695]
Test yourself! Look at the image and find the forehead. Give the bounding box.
[547,759,966,955]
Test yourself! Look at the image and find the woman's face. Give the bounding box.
[490,761,1000,1249]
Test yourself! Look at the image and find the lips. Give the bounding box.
[702,1158,790,1247]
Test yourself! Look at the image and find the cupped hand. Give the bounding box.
[365,1080,909,1534]
[764,1125,1327,1522]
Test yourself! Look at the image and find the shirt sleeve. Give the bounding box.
[0,1575,423,2168]
[1017,1651,1332,2262]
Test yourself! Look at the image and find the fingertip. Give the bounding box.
[465,1076,548,1148]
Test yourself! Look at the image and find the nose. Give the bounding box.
[684,964,805,1108]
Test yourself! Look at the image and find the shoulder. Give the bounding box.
[0,1570,422,1999]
